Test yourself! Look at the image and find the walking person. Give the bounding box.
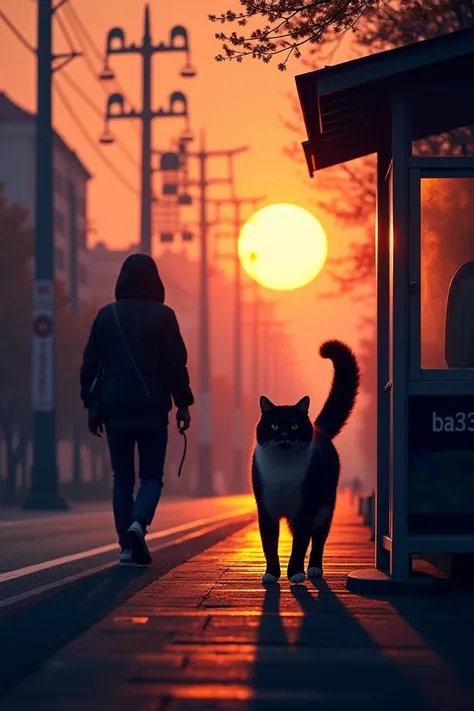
[80,253,194,566]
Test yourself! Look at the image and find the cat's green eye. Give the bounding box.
[291,424,299,430]
[271,424,279,430]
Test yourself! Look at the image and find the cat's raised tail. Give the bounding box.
[314,340,360,440]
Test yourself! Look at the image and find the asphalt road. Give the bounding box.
[0,495,254,573]
[0,495,255,698]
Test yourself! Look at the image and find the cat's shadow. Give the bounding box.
[258,582,287,646]
[247,578,323,708]
[290,578,327,647]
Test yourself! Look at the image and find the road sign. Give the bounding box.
[34,314,53,338]
[32,279,54,412]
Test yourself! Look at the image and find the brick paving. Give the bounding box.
[4,492,474,711]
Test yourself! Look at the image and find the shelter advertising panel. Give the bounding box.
[408,394,474,534]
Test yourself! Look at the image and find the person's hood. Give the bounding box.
[115,253,165,302]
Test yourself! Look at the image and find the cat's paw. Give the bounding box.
[288,572,306,584]
[307,566,323,578]
[262,573,279,584]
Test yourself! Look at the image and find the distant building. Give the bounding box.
[87,242,196,331]
[87,242,138,308]
[0,92,91,310]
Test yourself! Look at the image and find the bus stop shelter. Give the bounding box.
[296,27,474,592]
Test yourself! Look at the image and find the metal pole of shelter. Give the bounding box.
[389,94,411,578]
[375,147,391,572]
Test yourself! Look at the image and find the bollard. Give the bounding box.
[358,492,375,541]
[366,491,375,541]
[364,493,373,527]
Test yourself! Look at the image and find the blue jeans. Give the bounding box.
[106,428,168,549]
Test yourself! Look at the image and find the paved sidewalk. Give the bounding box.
[3,493,474,710]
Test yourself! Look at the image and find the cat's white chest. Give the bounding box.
[254,443,313,522]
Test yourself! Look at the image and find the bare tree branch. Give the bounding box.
[210,0,473,69]
[280,1,474,298]
[210,0,382,69]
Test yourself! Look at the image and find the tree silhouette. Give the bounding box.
[0,186,89,502]
[210,0,473,69]
[0,187,33,502]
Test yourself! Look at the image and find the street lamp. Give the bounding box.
[98,4,196,254]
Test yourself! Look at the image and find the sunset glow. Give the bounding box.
[238,204,328,291]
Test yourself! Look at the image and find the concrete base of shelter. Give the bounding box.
[346,567,442,596]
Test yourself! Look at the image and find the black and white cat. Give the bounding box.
[251,339,360,584]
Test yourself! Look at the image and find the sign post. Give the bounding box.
[32,281,54,412]
[25,280,66,509]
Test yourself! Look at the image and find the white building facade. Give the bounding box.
[0,92,91,310]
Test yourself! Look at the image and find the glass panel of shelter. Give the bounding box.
[407,165,474,536]
[415,170,474,372]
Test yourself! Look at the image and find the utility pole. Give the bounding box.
[25,0,79,510]
[265,323,289,399]
[197,134,212,496]
[250,263,261,402]
[99,4,196,254]
[244,302,278,395]
[212,195,265,494]
[184,135,248,496]
[247,319,293,403]
[257,300,280,395]
[68,179,81,491]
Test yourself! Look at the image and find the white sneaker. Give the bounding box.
[127,520,152,566]
[119,549,134,566]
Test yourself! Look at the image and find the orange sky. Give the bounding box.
[1,1,370,474]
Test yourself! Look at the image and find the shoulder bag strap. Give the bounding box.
[111,303,150,398]
[89,361,103,395]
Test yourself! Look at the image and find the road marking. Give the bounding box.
[0,496,252,529]
[0,513,255,610]
[0,508,114,529]
[0,507,253,584]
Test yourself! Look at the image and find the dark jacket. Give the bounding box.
[80,253,194,429]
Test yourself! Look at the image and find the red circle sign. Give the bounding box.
[34,315,53,338]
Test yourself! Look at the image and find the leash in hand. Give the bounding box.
[178,428,187,477]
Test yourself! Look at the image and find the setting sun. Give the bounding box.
[238,204,328,291]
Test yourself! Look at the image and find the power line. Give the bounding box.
[59,73,103,119]
[65,1,140,137]
[0,8,139,190]
[54,83,139,196]
[65,1,104,65]
[67,0,137,101]
[0,10,35,53]
[54,5,78,55]
[54,3,139,168]
[57,72,139,168]
[59,9,107,89]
